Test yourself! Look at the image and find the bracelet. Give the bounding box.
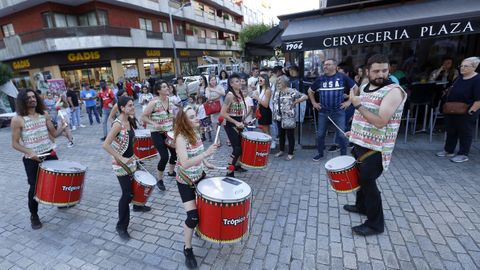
[354,104,362,110]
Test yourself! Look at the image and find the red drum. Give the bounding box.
[35,160,87,206]
[196,177,252,244]
[325,156,360,193]
[134,129,158,160]
[165,131,175,149]
[240,131,272,169]
[131,171,156,206]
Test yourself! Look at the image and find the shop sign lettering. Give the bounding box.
[12,59,30,70]
[146,50,161,57]
[420,21,474,37]
[180,50,190,56]
[67,51,100,62]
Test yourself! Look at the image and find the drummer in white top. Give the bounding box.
[11,89,68,230]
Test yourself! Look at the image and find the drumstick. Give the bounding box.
[214,116,225,145]
[211,165,235,171]
[327,116,346,137]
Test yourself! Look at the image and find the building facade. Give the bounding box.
[0,0,245,89]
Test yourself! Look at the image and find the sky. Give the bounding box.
[269,0,319,17]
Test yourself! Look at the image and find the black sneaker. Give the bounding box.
[167,171,177,177]
[116,227,131,240]
[328,145,340,152]
[352,224,383,236]
[133,205,152,212]
[30,215,42,230]
[100,137,106,141]
[157,180,166,191]
[343,205,366,215]
[226,171,235,177]
[184,246,198,269]
[57,204,76,209]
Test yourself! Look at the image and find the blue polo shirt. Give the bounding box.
[311,72,355,109]
[81,89,97,107]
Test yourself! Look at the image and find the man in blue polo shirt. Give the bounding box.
[80,85,101,125]
[308,59,358,161]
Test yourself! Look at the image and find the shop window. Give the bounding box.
[2,23,15,37]
[139,18,153,31]
[159,21,168,33]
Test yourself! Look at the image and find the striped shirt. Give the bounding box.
[349,83,406,170]
[111,119,136,176]
[147,99,174,132]
[21,115,54,155]
[176,134,205,185]
[311,73,355,109]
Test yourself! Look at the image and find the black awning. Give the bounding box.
[281,0,480,52]
[245,25,283,57]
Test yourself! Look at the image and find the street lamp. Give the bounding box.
[168,1,191,77]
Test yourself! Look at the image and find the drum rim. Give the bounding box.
[134,171,157,186]
[324,156,356,172]
[134,129,151,138]
[241,131,272,142]
[196,177,252,202]
[39,160,87,173]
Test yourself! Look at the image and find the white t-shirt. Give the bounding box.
[244,96,254,123]
[197,104,207,120]
[248,76,258,88]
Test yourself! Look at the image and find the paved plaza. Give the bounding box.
[1,112,480,270]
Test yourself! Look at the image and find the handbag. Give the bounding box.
[255,106,262,120]
[442,82,469,114]
[204,100,221,115]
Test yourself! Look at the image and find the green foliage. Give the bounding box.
[226,38,233,47]
[238,24,270,50]
[0,63,13,86]
[223,13,230,20]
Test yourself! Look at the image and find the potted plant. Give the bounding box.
[226,38,233,48]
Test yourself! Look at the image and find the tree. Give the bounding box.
[0,63,13,86]
[238,23,270,51]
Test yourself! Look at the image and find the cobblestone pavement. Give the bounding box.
[1,112,480,270]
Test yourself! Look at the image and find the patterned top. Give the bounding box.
[176,134,205,185]
[272,88,305,122]
[111,119,136,176]
[349,84,406,170]
[21,115,54,155]
[147,98,174,132]
[227,94,246,117]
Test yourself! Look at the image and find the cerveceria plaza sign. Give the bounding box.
[283,18,480,51]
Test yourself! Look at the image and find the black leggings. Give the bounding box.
[352,145,384,232]
[22,152,58,216]
[116,174,133,230]
[151,131,177,172]
[277,121,295,155]
[224,116,242,166]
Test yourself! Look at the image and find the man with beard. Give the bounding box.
[345,54,406,236]
[11,89,68,229]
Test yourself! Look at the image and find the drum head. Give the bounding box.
[135,129,151,138]
[241,131,272,142]
[134,171,157,186]
[197,177,252,202]
[40,160,87,173]
[325,156,356,171]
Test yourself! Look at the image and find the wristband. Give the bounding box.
[354,104,362,110]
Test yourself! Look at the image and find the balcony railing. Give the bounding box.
[198,37,206,43]
[146,31,163,39]
[174,34,186,41]
[209,38,217,44]
[19,26,131,44]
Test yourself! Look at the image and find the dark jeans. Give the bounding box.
[116,174,133,230]
[224,116,243,166]
[317,108,347,156]
[151,131,177,171]
[444,113,478,155]
[86,106,101,124]
[22,152,58,216]
[276,120,295,155]
[352,145,384,232]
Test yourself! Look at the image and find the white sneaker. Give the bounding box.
[435,151,455,157]
[67,142,74,148]
[270,141,276,149]
[450,155,468,163]
[79,124,86,128]
[71,126,77,131]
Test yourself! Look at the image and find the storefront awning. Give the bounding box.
[245,25,283,57]
[281,0,480,52]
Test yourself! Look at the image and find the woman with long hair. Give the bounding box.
[196,75,208,97]
[205,76,225,138]
[103,96,146,240]
[218,69,229,94]
[174,105,217,269]
[252,74,273,137]
[220,73,248,177]
[142,81,177,191]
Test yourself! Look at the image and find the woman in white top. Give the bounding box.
[205,76,226,134]
[196,75,208,97]
[138,86,153,111]
[251,74,273,136]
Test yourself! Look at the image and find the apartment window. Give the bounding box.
[42,12,54,28]
[139,18,153,31]
[97,10,108,25]
[210,31,217,39]
[176,25,184,35]
[159,21,168,32]
[78,11,106,26]
[199,29,206,38]
[88,12,98,26]
[2,23,15,37]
